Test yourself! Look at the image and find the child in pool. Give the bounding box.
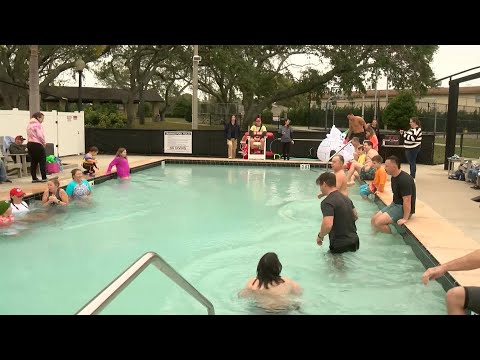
[106,147,130,180]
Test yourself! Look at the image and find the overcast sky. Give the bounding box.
[430,45,480,87]
[75,45,480,89]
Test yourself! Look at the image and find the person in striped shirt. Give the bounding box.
[400,117,422,179]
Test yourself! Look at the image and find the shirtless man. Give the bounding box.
[346,112,367,143]
[318,155,348,198]
[347,140,379,186]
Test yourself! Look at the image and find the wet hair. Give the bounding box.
[254,252,285,289]
[89,146,99,153]
[371,155,383,163]
[32,112,44,120]
[49,178,60,187]
[387,155,401,168]
[333,154,344,164]
[116,147,127,157]
[363,140,373,147]
[71,168,82,178]
[316,171,336,187]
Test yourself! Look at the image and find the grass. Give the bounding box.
[433,146,480,164]
[132,118,280,131]
[435,136,480,147]
[433,135,480,164]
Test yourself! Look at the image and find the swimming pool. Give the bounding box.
[0,164,446,314]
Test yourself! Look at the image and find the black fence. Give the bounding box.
[85,128,435,165]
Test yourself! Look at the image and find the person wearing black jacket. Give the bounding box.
[225,115,240,159]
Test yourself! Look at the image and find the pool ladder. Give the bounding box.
[76,251,215,315]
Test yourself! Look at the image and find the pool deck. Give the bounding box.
[1,155,479,289]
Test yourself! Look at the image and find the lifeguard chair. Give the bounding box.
[240,132,274,160]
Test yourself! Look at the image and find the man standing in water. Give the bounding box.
[346,112,367,144]
[316,172,359,253]
[318,155,348,199]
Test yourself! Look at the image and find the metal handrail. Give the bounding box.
[76,252,215,315]
[327,139,353,163]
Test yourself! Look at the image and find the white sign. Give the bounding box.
[164,131,192,154]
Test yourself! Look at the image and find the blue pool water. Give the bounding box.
[0,164,446,314]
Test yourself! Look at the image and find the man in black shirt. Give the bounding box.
[316,172,360,254]
[371,155,416,234]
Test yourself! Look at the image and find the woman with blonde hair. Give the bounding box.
[42,178,69,206]
[365,125,379,151]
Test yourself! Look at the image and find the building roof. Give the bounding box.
[42,86,164,103]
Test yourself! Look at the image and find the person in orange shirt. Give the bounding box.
[359,155,386,200]
[365,125,379,151]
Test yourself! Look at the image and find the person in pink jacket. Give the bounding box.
[106,147,130,179]
[26,112,47,183]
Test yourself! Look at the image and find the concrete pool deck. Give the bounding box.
[1,155,479,290]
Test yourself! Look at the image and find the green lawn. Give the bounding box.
[133,118,280,131]
[433,145,480,164]
[433,135,480,164]
[435,135,480,147]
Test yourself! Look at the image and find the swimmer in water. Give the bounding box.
[238,252,302,313]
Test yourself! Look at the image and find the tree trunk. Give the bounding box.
[138,83,145,125]
[29,45,40,116]
[126,94,136,127]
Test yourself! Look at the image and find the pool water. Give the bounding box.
[0,164,446,315]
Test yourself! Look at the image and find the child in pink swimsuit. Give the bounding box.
[106,147,130,179]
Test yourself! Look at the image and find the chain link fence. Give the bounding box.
[198,103,245,127]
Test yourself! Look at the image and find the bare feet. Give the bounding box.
[347,181,355,187]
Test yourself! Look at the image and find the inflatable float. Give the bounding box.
[316,126,354,163]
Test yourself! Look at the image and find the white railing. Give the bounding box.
[76,252,215,315]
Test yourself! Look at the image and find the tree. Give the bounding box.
[170,93,192,118]
[95,45,180,126]
[0,45,112,109]
[149,46,191,121]
[185,45,438,126]
[382,91,417,130]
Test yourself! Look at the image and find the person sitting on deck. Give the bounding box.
[359,155,387,200]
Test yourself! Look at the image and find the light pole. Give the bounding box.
[75,58,85,111]
[192,46,201,130]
